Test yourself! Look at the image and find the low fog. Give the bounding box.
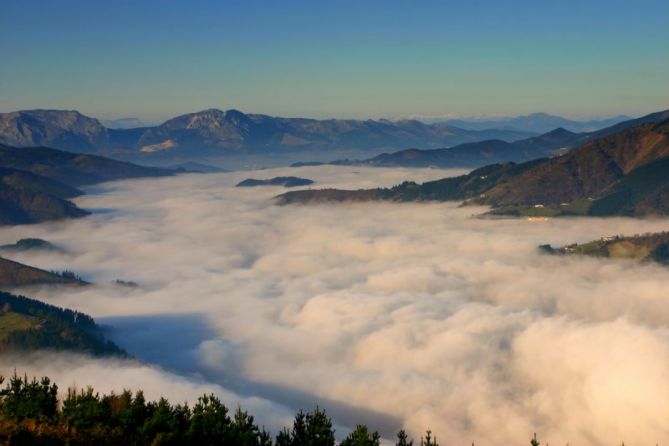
[1,165,668,445]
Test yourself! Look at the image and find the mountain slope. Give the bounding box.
[0,257,86,288]
[480,119,669,208]
[277,117,669,217]
[0,168,81,199]
[0,291,124,356]
[587,156,669,216]
[359,140,541,168]
[0,143,173,225]
[0,183,89,225]
[0,144,172,187]
[276,160,545,205]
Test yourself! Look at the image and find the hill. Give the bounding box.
[0,291,123,356]
[0,164,89,225]
[276,116,669,217]
[540,232,669,265]
[0,168,82,199]
[0,183,89,225]
[358,139,540,168]
[275,160,544,205]
[0,143,174,225]
[166,161,229,173]
[0,238,58,252]
[236,177,314,187]
[0,257,86,288]
[0,144,172,187]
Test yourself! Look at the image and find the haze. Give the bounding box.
[1,167,669,444]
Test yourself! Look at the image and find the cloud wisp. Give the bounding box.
[1,165,668,444]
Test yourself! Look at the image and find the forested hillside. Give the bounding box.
[276,119,669,217]
[0,292,123,356]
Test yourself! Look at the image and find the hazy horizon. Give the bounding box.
[0,107,641,126]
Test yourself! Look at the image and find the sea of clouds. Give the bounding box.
[1,165,668,445]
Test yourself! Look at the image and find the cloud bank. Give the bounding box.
[1,165,668,444]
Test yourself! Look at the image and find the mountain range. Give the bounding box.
[438,112,630,134]
[276,112,669,218]
[0,109,559,159]
[327,110,669,169]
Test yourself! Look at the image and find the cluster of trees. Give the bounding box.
[0,291,125,356]
[0,373,457,446]
[49,270,84,282]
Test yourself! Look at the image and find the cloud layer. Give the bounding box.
[1,165,668,445]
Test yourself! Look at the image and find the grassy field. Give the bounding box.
[490,198,593,217]
[0,312,36,342]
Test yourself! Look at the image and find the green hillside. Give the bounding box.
[0,291,124,356]
[540,232,669,265]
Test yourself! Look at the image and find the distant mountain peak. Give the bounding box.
[0,109,108,153]
[440,113,633,134]
[524,112,555,118]
[101,117,148,129]
[544,127,576,136]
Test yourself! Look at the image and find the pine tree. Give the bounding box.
[420,430,438,446]
[340,424,380,446]
[396,429,413,446]
[531,433,540,446]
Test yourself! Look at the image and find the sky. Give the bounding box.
[1,0,668,122]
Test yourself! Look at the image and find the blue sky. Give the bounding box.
[1,0,667,122]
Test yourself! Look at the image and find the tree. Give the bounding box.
[276,427,292,446]
[531,433,540,446]
[0,373,58,421]
[62,386,106,429]
[139,397,183,445]
[340,424,380,446]
[230,406,263,445]
[186,393,231,445]
[420,430,439,446]
[396,430,413,446]
[113,389,152,437]
[279,407,335,446]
